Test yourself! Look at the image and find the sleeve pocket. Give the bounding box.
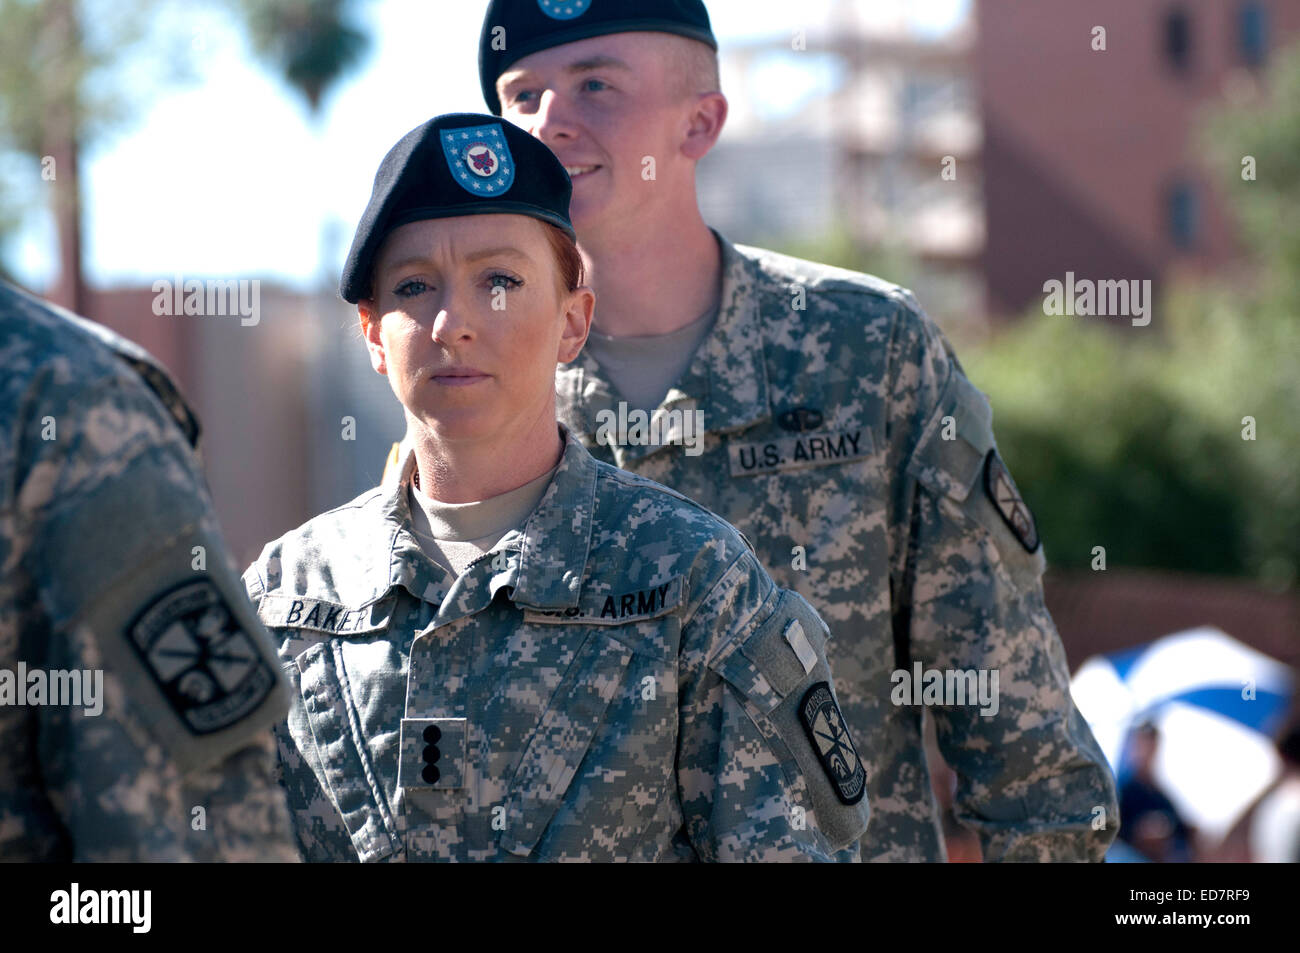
[906,367,1047,591]
[906,366,993,504]
[499,629,634,858]
[708,589,870,852]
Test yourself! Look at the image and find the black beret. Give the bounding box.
[339,112,575,303]
[479,0,717,115]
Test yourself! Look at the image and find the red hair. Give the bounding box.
[543,222,585,292]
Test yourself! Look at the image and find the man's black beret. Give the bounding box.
[339,112,575,303]
[479,0,717,115]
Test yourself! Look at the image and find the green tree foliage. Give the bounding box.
[763,224,921,291]
[1200,43,1300,312]
[0,0,151,157]
[237,0,369,114]
[961,290,1296,586]
[963,43,1300,589]
[0,0,369,291]
[0,0,163,306]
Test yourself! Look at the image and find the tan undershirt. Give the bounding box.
[407,462,559,577]
[582,304,718,413]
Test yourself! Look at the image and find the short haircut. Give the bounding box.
[664,34,721,100]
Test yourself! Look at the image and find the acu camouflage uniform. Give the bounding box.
[244,426,871,862]
[555,236,1119,862]
[0,280,298,862]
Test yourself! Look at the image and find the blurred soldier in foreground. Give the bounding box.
[0,279,298,861]
[246,113,870,861]
[447,0,1119,861]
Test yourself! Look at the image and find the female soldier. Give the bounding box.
[243,113,870,862]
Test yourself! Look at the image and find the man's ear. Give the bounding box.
[681,91,728,161]
[359,300,388,375]
[557,286,595,364]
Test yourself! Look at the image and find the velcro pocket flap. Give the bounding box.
[294,641,399,863]
[906,369,995,503]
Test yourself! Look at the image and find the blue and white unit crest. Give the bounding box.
[538,0,591,21]
[441,123,516,196]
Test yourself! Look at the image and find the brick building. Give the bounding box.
[976,0,1300,318]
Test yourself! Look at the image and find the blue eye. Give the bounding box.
[512,90,537,104]
[488,273,523,290]
[394,279,429,298]
[583,78,607,92]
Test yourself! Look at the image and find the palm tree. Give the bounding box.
[0,0,369,309]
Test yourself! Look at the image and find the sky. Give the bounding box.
[5,0,968,291]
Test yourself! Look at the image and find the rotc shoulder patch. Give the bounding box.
[798,681,866,805]
[129,580,277,735]
[441,123,515,197]
[983,450,1040,553]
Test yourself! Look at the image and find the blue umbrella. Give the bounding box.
[1071,626,1294,846]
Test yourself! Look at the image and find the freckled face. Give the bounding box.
[360,214,586,443]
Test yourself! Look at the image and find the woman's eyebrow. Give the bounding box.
[381,247,532,272]
[461,246,533,264]
[381,254,436,273]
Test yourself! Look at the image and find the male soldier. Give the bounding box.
[461,0,1119,861]
[0,279,298,861]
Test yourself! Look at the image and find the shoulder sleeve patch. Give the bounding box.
[984,450,1041,553]
[798,681,867,806]
[129,580,278,734]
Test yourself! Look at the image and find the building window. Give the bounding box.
[1167,181,1200,250]
[1164,7,1193,72]
[1239,2,1268,67]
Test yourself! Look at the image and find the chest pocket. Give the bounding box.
[496,627,637,858]
[493,608,681,863]
[722,416,881,563]
[263,593,403,863]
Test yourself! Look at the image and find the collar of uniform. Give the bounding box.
[507,422,596,611]
[377,449,456,607]
[555,231,771,466]
[703,232,773,434]
[380,425,595,613]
